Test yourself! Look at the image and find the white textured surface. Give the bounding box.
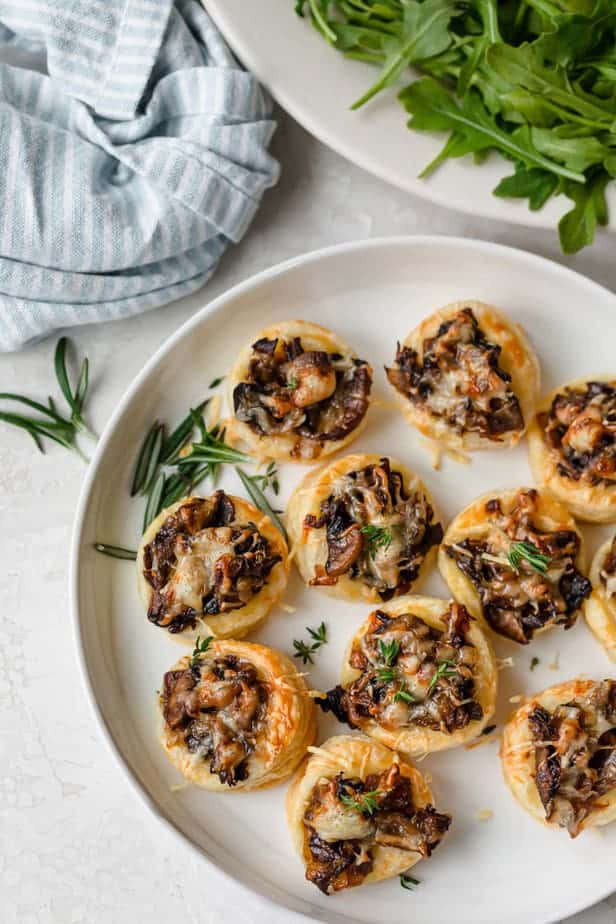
[2,114,616,924]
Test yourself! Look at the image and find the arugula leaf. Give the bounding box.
[352,0,456,109]
[559,169,610,253]
[493,163,558,210]
[398,77,585,182]
[531,125,616,173]
[457,0,501,97]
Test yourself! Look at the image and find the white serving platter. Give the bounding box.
[72,236,616,924]
[204,0,616,234]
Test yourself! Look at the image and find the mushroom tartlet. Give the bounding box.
[228,321,373,461]
[502,679,616,837]
[585,535,616,662]
[159,640,316,791]
[385,300,540,452]
[316,596,496,755]
[287,735,451,894]
[286,454,443,602]
[137,492,289,640]
[439,488,591,645]
[527,378,616,522]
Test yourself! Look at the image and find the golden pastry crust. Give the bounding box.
[226,320,373,462]
[585,536,616,662]
[334,595,497,756]
[286,735,449,890]
[438,487,589,644]
[527,377,616,523]
[501,679,616,835]
[158,641,316,792]
[137,493,289,642]
[285,454,442,603]
[385,300,540,452]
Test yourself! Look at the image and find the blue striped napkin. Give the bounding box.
[0,0,279,351]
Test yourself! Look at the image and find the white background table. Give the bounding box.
[1,112,616,924]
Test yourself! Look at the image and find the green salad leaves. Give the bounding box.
[295,0,616,253]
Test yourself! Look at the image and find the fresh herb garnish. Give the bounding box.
[293,0,616,253]
[530,656,540,671]
[507,541,550,575]
[361,524,393,557]
[93,543,137,560]
[481,724,497,736]
[235,466,287,539]
[376,667,396,683]
[378,638,400,666]
[393,687,416,704]
[339,788,382,816]
[286,376,299,390]
[0,336,94,459]
[190,634,213,666]
[400,873,421,891]
[208,376,225,389]
[293,622,328,664]
[427,659,458,696]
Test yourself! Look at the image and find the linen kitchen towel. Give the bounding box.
[0,0,279,351]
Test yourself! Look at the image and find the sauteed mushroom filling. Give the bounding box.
[143,492,281,633]
[304,458,443,598]
[444,490,591,644]
[539,381,616,486]
[528,680,616,837]
[317,602,483,734]
[162,654,267,786]
[303,763,451,894]
[233,336,372,457]
[386,307,524,441]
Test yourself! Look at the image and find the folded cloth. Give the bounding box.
[0,0,279,351]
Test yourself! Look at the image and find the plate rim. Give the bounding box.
[70,234,616,924]
[203,0,615,236]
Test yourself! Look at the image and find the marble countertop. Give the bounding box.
[2,112,616,924]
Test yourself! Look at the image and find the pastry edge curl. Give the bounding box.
[585,537,616,663]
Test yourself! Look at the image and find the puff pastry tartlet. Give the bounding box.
[317,596,496,755]
[286,454,443,602]
[527,378,616,522]
[287,735,451,894]
[439,488,591,644]
[502,679,616,837]
[228,321,373,461]
[159,640,316,791]
[137,492,289,640]
[385,300,540,452]
[585,535,616,662]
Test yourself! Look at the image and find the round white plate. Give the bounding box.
[72,236,616,924]
[204,0,616,233]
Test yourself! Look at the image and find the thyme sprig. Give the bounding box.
[378,638,400,666]
[339,788,382,816]
[400,873,421,891]
[427,659,459,696]
[507,540,551,575]
[361,523,393,558]
[190,634,213,666]
[293,622,328,664]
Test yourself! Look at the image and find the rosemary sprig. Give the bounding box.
[235,466,287,539]
[143,470,166,530]
[292,622,328,664]
[159,399,209,464]
[184,430,251,467]
[247,461,280,495]
[400,873,421,891]
[0,337,94,460]
[54,337,95,438]
[93,543,137,560]
[208,375,225,389]
[507,541,550,575]
[286,376,298,390]
[376,667,396,683]
[190,634,213,666]
[427,659,459,696]
[393,687,416,704]
[360,523,393,558]
[339,789,382,816]
[530,656,540,671]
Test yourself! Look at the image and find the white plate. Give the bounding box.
[204,0,616,233]
[72,236,616,924]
